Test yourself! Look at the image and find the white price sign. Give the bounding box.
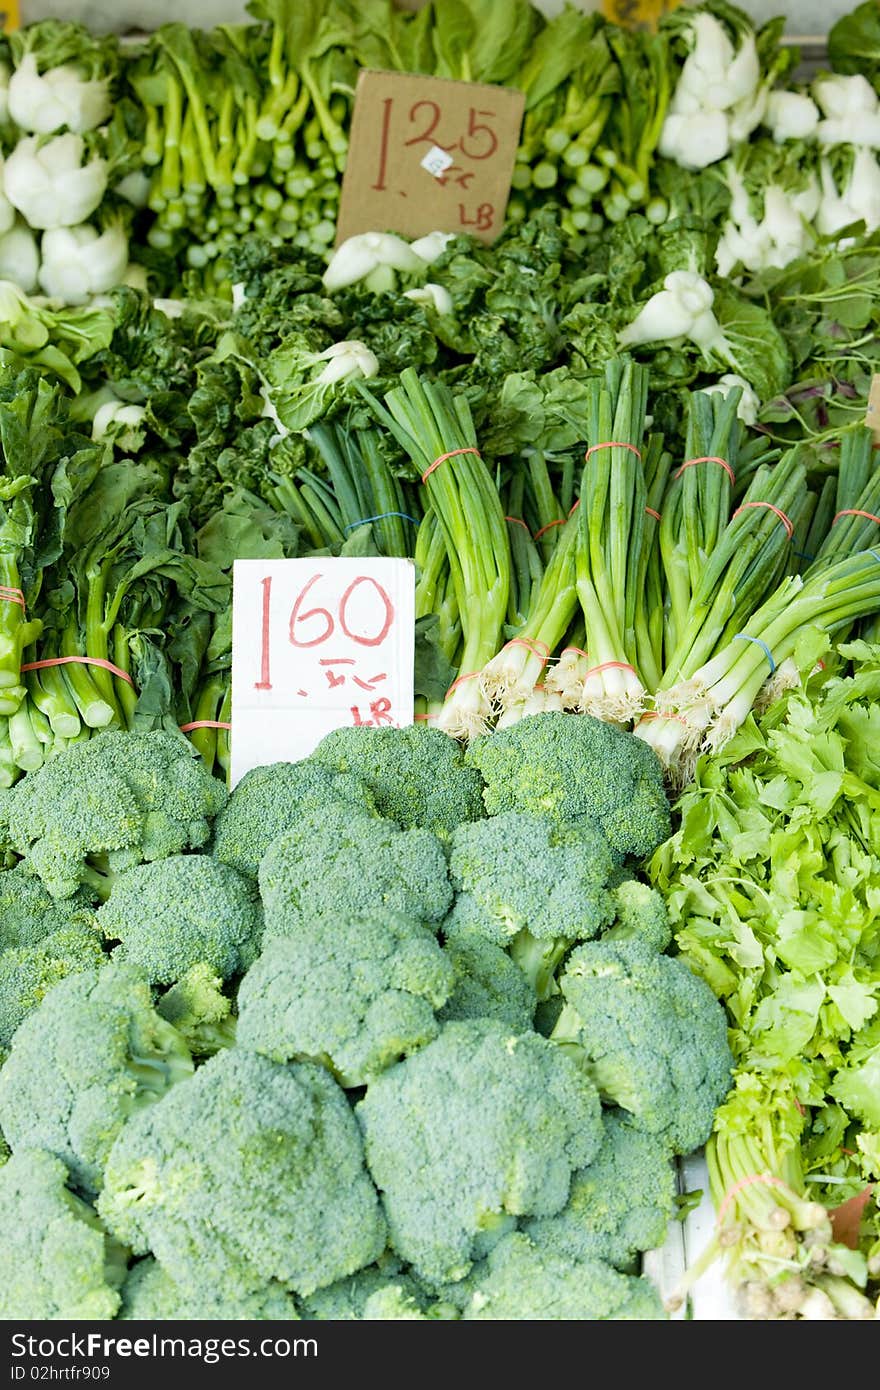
[230,557,416,787]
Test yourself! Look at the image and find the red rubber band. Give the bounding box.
[674,455,735,486]
[179,720,232,733]
[504,516,530,532]
[716,1173,792,1228]
[421,446,481,484]
[21,655,134,686]
[0,587,25,610]
[533,517,565,541]
[584,441,642,463]
[733,501,794,539]
[503,637,549,662]
[558,647,589,661]
[833,508,880,527]
[583,660,637,681]
[568,499,581,515]
[645,507,662,521]
[639,710,691,726]
[445,670,481,700]
[413,712,436,721]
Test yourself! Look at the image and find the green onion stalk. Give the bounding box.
[360,369,510,740]
[575,357,650,723]
[669,1073,875,1321]
[543,615,589,712]
[0,475,43,716]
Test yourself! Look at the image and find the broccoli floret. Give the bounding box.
[437,936,535,1032]
[156,963,236,1056]
[552,936,733,1155]
[96,854,262,985]
[446,811,617,944]
[120,1258,300,1321]
[604,876,673,952]
[0,866,93,952]
[0,926,106,1048]
[300,1261,459,1321]
[356,1018,604,1285]
[310,724,484,842]
[524,1112,677,1269]
[0,1148,127,1319]
[237,910,453,1087]
[459,1232,667,1320]
[4,731,228,899]
[258,803,452,936]
[212,760,377,880]
[98,1049,386,1298]
[0,963,193,1194]
[465,713,671,858]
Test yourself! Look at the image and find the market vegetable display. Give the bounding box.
[0,717,730,1320]
[0,0,880,1323]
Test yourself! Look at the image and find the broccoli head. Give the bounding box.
[96,854,262,985]
[0,866,94,952]
[156,962,236,1057]
[310,724,484,842]
[552,936,733,1155]
[237,910,454,1087]
[300,1262,456,1320]
[120,1258,300,1321]
[258,803,452,936]
[98,1049,386,1298]
[465,712,671,858]
[4,731,228,899]
[437,936,535,1032]
[356,1017,604,1285]
[0,926,106,1048]
[212,760,377,880]
[0,963,194,1194]
[605,877,673,952]
[0,1148,127,1320]
[446,811,617,945]
[523,1112,677,1269]
[458,1232,667,1320]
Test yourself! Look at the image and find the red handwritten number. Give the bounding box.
[373,97,393,191]
[404,100,444,148]
[339,576,395,648]
[255,576,272,691]
[289,572,335,648]
[459,109,498,160]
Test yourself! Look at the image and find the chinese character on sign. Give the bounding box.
[231,558,415,786]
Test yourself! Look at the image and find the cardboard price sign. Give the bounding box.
[867,374,880,445]
[230,557,415,787]
[335,69,525,246]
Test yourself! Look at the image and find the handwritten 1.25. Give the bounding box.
[374,98,499,234]
[254,572,398,727]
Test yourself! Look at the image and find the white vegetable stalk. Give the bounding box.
[715,168,818,276]
[816,148,880,238]
[659,13,764,170]
[495,683,564,729]
[313,340,379,385]
[7,53,110,135]
[38,222,128,304]
[435,671,494,742]
[92,399,147,447]
[409,231,455,264]
[322,232,426,292]
[4,134,107,230]
[543,645,590,710]
[619,271,729,360]
[701,374,761,427]
[813,74,880,148]
[764,91,819,143]
[0,222,39,294]
[403,282,453,315]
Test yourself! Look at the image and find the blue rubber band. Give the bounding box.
[343,511,419,533]
[733,633,776,675]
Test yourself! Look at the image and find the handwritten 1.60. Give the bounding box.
[255,572,398,726]
[374,99,499,234]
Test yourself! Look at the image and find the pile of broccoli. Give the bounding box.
[0,715,734,1321]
